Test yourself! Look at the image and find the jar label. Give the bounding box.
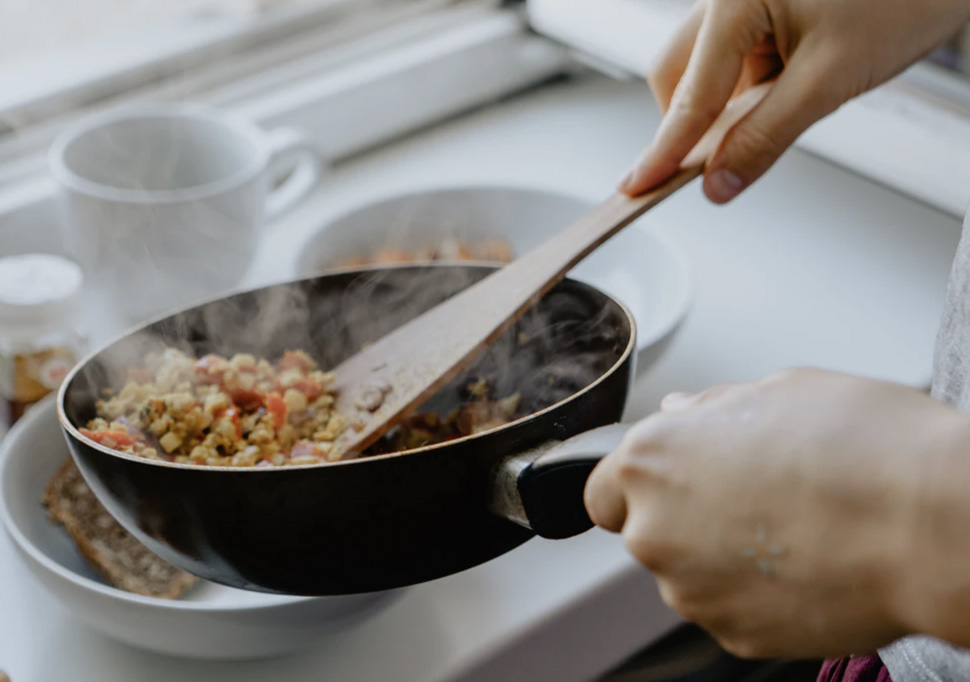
[0,354,13,399]
[0,348,77,403]
[39,356,73,390]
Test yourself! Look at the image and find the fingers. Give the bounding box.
[733,44,783,97]
[587,379,755,534]
[621,0,772,196]
[703,44,844,203]
[647,0,707,113]
[585,459,628,533]
[585,416,661,533]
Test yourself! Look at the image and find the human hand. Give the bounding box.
[585,369,970,658]
[621,0,970,203]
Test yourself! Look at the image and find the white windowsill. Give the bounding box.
[0,0,363,125]
[0,7,572,253]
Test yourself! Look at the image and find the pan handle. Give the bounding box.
[489,423,632,540]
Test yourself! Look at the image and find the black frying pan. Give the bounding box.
[58,265,635,596]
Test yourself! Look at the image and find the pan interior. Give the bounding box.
[64,265,634,458]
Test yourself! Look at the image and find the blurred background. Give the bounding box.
[1,0,294,66]
[6,0,970,73]
[4,3,970,681]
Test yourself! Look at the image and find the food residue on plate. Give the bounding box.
[44,457,198,599]
[335,238,513,269]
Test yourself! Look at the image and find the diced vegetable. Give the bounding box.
[265,392,287,430]
[277,350,315,373]
[228,389,263,411]
[291,378,323,401]
[195,354,228,384]
[282,388,308,413]
[228,354,257,371]
[80,428,138,448]
[85,348,348,468]
[214,406,242,440]
[158,432,183,453]
[289,440,329,460]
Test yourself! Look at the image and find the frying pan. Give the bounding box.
[58,265,636,596]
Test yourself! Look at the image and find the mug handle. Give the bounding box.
[264,127,323,220]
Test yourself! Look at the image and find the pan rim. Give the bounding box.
[57,264,637,473]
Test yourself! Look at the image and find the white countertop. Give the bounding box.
[0,73,963,682]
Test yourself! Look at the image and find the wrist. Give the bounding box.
[886,408,970,646]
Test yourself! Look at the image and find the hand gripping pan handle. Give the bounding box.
[490,423,633,539]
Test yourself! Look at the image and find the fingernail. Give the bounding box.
[707,169,745,203]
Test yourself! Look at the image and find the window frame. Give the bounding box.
[1,0,396,132]
[0,1,570,239]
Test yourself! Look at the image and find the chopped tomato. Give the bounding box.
[215,407,243,439]
[265,392,287,430]
[287,378,323,402]
[80,428,137,448]
[277,350,314,373]
[196,354,226,370]
[228,388,263,411]
[195,354,227,384]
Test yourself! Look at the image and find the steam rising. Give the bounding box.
[56,111,264,324]
[56,117,625,439]
[67,264,628,445]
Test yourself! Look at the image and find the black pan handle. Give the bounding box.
[489,423,632,540]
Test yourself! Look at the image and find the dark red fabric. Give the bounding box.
[817,656,892,682]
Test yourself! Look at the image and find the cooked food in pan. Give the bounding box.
[372,389,521,454]
[335,238,513,269]
[80,345,528,466]
[83,348,346,467]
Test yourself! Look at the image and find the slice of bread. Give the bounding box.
[43,458,199,599]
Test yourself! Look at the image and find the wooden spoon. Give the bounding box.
[330,84,771,460]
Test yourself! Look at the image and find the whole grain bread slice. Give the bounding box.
[43,458,199,599]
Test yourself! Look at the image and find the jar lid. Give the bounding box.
[0,254,83,327]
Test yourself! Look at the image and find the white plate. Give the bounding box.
[0,397,403,661]
[295,185,693,377]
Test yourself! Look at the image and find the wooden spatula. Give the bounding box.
[330,84,771,460]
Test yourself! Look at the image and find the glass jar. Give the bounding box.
[0,254,86,429]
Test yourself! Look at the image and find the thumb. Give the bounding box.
[704,46,844,204]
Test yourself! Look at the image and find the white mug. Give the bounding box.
[49,104,323,323]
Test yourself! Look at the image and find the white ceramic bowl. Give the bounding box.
[0,397,402,661]
[296,185,693,376]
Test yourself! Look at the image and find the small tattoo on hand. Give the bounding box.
[741,524,787,577]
